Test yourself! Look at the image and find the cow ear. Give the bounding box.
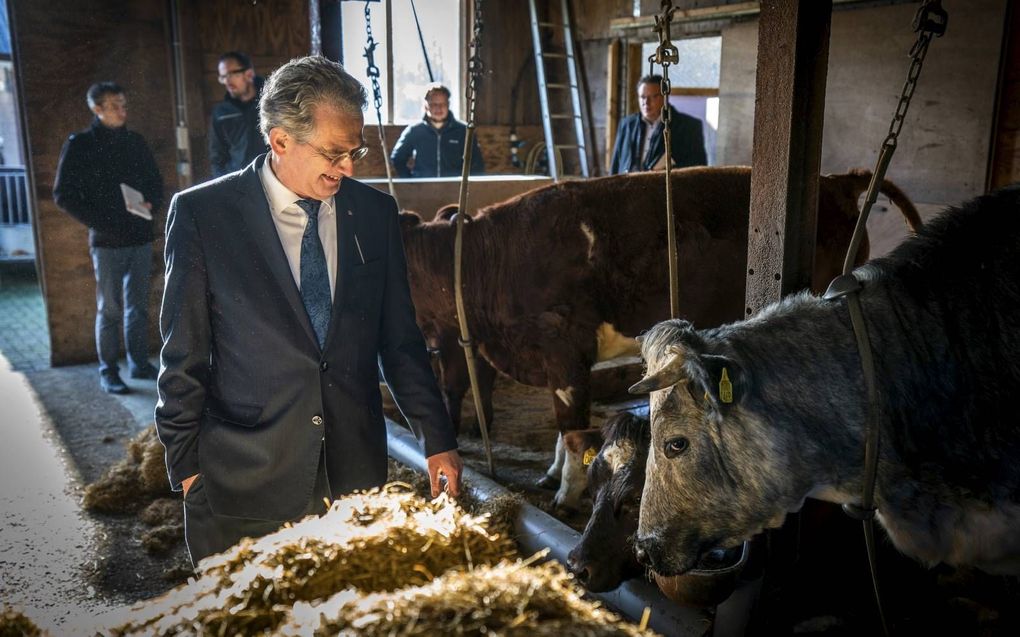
[399,211,423,229]
[629,348,687,394]
[697,354,744,411]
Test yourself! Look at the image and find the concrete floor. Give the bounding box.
[0,267,159,633]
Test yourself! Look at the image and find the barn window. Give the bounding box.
[341,0,463,126]
[641,35,722,165]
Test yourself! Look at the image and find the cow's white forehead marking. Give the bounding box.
[596,322,640,362]
[579,222,596,260]
[601,440,635,474]
[555,387,575,407]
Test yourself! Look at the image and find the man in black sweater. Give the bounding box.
[53,82,164,394]
[209,51,267,179]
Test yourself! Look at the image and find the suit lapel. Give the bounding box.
[235,158,320,350]
[323,181,357,348]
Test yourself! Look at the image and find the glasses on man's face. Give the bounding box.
[305,141,370,166]
[217,68,249,84]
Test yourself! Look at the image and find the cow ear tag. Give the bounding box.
[719,368,734,404]
[583,448,598,467]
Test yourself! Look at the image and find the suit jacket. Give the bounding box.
[155,154,457,521]
[609,106,707,175]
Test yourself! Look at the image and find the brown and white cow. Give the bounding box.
[400,166,922,506]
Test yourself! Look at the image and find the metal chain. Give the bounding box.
[454,0,495,477]
[649,0,680,319]
[363,0,398,204]
[880,1,947,154]
[464,0,485,127]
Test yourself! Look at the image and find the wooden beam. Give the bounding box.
[606,38,621,173]
[745,0,832,316]
[625,42,643,116]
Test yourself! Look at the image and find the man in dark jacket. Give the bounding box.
[609,74,707,175]
[389,84,485,178]
[53,82,164,394]
[209,51,268,178]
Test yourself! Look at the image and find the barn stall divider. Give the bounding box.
[386,419,759,637]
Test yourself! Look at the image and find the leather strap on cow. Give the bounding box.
[825,3,946,635]
[454,0,496,477]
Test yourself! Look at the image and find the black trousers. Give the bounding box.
[183,446,331,566]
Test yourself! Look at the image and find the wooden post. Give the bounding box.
[606,38,621,173]
[625,42,643,116]
[745,0,832,316]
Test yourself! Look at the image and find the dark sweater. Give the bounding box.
[53,119,164,248]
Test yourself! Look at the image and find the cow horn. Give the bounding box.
[629,348,687,394]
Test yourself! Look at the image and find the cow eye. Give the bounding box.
[664,437,689,458]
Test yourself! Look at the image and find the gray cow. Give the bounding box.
[630,186,1020,577]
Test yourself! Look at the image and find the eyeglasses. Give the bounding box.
[217,68,249,83]
[305,141,370,166]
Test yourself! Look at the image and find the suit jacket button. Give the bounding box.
[320,361,329,371]
[312,415,323,426]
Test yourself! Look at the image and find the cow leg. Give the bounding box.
[436,332,497,437]
[538,362,593,499]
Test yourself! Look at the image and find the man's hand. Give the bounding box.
[426,450,463,498]
[182,473,199,497]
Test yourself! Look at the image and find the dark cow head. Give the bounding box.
[629,319,801,577]
[567,412,649,591]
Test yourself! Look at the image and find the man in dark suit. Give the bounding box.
[609,74,707,175]
[156,56,462,565]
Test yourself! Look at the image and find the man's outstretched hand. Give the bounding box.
[426,450,463,498]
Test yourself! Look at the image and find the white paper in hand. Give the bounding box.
[120,183,153,221]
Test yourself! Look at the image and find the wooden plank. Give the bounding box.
[625,42,643,115]
[745,0,832,316]
[606,38,621,173]
[988,0,1020,190]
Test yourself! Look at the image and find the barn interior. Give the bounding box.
[0,0,1018,635]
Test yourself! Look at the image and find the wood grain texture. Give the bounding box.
[10,0,176,365]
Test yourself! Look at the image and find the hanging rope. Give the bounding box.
[363,0,399,207]
[823,3,947,635]
[453,0,496,477]
[409,0,435,83]
[650,1,680,319]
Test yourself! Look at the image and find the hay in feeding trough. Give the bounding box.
[284,553,656,636]
[104,484,516,636]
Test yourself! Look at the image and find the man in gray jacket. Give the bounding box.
[209,51,268,178]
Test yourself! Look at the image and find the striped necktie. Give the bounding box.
[296,198,331,349]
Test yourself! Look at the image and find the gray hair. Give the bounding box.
[259,56,367,144]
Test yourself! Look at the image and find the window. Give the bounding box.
[342,0,462,125]
[641,35,721,165]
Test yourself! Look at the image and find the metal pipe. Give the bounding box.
[386,421,707,637]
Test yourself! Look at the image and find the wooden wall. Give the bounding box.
[178,0,310,182]
[10,0,177,366]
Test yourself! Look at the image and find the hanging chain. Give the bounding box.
[363,0,398,204]
[464,0,485,127]
[649,0,680,319]
[454,0,495,477]
[879,0,948,156]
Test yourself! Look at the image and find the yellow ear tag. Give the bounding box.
[583,447,598,467]
[719,368,734,404]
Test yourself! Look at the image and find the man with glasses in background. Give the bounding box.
[157,56,462,565]
[390,83,485,178]
[209,51,268,179]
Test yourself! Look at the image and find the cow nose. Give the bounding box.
[634,536,654,568]
[566,550,591,585]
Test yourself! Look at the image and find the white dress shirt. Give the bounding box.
[259,158,339,300]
